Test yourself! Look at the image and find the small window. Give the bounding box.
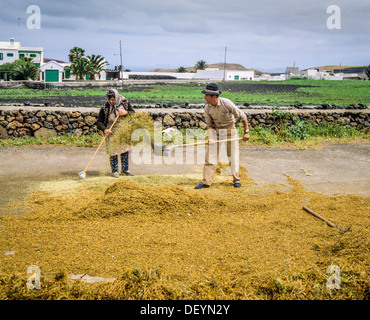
[0,53,3,60]
[7,53,14,57]
[30,54,36,58]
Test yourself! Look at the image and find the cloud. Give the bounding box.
[0,0,369,71]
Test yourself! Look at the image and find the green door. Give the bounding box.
[45,70,59,82]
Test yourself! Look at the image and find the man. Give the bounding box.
[195,83,250,189]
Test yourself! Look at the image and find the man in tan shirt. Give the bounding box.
[195,83,250,189]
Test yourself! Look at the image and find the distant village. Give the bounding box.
[0,38,368,83]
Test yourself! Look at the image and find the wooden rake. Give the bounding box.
[163,137,243,156]
[302,206,351,234]
[78,114,120,179]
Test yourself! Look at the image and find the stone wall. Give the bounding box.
[0,108,369,139]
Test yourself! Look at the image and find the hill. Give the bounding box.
[149,62,258,73]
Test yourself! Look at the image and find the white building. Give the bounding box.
[125,71,194,80]
[125,69,255,81]
[0,38,20,65]
[299,69,343,80]
[0,38,43,67]
[39,60,68,82]
[194,68,254,81]
[256,73,286,81]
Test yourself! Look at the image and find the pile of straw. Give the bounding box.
[107,112,155,154]
[1,173,369,300]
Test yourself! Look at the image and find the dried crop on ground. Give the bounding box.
[107,112,155,155]
[0,168,369,300]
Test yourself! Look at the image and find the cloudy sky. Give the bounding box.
[0,0,369,72]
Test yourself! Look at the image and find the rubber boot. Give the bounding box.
[110,155,119,177]
[121,152,134,175]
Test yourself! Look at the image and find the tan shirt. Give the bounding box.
[204,97,247,128]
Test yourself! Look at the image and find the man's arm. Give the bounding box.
[241,118,250,141]
[204,105,216,143]
[226,100,250,141]
[206,126,216,143]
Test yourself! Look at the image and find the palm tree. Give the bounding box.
[177,66,187,73]
[70,57,89,80]
[12,58,39,80]
[0,62,14,71]
[68,47,85,63]
[365,65,370,80]
[195,60,208,70]
[86,54,107,80]
[21,57,34,63]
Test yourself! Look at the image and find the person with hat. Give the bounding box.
[97,88,135,177]
[195,83,250,189]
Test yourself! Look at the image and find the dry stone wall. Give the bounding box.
[0,108,369,139]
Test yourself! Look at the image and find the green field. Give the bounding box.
[221,79,370,106]
[0,79,369,106]
[124,79,370,106]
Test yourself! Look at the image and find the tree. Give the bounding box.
[365,65,370,80]
[195,60,208,70]
[86,54,107,80]
[0,62,14,80]
[67,47,107,80]
[177,66,187,73]
[12,58,39,80]
[0,62,14,71]
[68,47,85,63]
[70,57,89,80]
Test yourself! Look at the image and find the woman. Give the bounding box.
[97,88,135,177]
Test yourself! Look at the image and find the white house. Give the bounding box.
[257,73,287,81]
[298,69,344,80]
[0,38,43,67]
[18,46,43,67]
[194,68,254,81]
[125,71,194,80]
[40,60,67,82]
[0,38,20,65]
[125,68,255,81]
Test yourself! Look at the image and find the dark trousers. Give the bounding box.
[110,152,129,173]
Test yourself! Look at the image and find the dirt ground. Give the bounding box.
[0,142,369,211]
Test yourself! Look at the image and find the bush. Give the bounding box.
[288,117,311,140]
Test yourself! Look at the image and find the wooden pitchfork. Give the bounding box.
[302,206,351,234]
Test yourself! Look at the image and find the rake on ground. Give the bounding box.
[78,115,120,179]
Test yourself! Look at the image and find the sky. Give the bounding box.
[0,0,369,72]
